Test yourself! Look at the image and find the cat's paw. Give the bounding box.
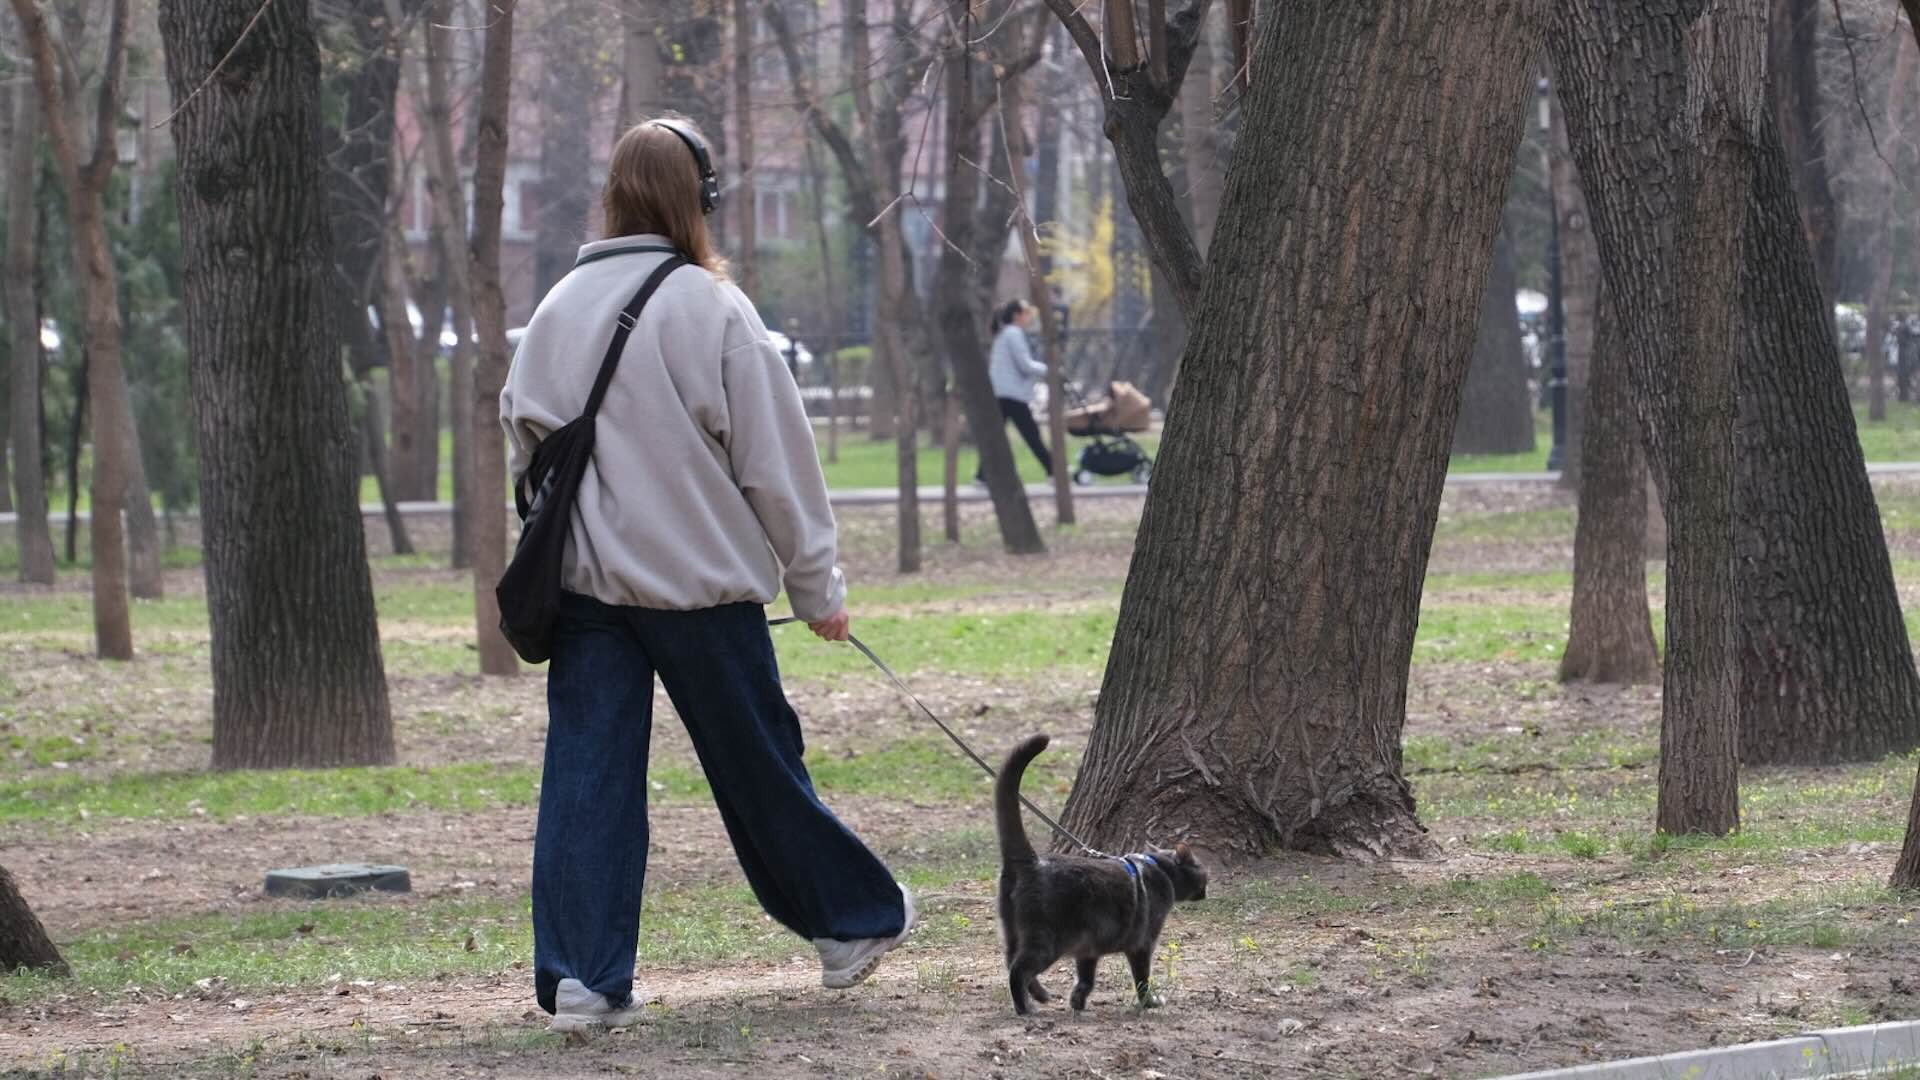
[1136,992,1166,1009]
[1069,990,1091,1011]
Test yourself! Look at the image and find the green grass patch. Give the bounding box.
[0,884,817,1001]
[0,736,1077,826]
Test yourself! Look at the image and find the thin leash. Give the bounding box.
[768,617,1108,859]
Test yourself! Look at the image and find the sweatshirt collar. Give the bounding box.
[575,234,679,268]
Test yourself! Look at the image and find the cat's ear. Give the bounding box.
[1175,842,1196,865]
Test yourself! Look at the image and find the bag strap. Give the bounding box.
[584,255,689,419]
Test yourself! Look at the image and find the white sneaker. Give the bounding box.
[548,977,643,1033]
[815,885,916,989]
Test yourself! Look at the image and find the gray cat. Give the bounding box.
[994,734,1209,1015]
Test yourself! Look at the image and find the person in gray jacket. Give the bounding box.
[500,118,912,1034]
[978,299,1053,482]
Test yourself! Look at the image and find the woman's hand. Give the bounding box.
[808,610,851,642]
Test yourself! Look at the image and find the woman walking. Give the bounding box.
[979,299,1053,481]
[501,118,913,1033]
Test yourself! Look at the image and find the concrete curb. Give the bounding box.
[11,462,1920,527]
[1491,1019,1920,1079]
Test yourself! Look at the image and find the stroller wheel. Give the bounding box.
[1073,469,1093,486]
[1131,462,1153,484]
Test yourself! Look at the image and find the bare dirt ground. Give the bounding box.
[6,483,1920,1078]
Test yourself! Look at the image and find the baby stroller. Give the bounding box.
[1065,380,1155,485]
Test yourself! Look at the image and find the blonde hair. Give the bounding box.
[603,118,729,278]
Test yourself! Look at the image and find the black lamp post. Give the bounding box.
[1539,76,1568,472]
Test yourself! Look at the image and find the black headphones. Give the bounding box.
[650,119,721,217]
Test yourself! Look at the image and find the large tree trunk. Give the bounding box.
[0,864,65,976]
[420,0,478,569]
[1061,0,1546,860]
[1734,111,1920,765]
[1550,0,1762,838]
[1561,292,1659,684]
[6,82,55,585]
[1453,219,1537,455]
[535,1,592,304]
[13,0,137,658]
[160,0,395,768]
[1861,40,1913,426]
[933,10,1045,556]
[468,0,518,677]
[1548,83,1601,492]
[1767,0,1838,300]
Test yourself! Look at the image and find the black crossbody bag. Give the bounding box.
[496,254,688,663]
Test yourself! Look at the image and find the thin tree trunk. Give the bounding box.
[801,131,842,464]
[1061,0,1547,860]
[1767,0,1839,300]
[6,82,55,584]
[1734,111,1920,765]
[1862,42,1913,426]
[851,0,918,573]
[1561,292,1659,684]
[0,864,65,976]
[618,0,665,132]
[357,369,414,555]
[1179,12,1222,257]
[123,443,163,598]
[63,350,84,565]
[13,0,137,659]
[1548,83,1600,492]
[160,0,395,767]
[999,73,1075,525]
[469,0,518,676]
[535,1,592,304]
[419,0,478,569]
[943,391,960,542]
[1550,0,1762,838]
[379,222,426,501]
[1899,770,1920,888]
[732,0,757,294]
[933,2,1045,556]
[325,0,410,556]
[1453,219,1537,455]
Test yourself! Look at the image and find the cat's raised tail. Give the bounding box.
[996,734,1051,864]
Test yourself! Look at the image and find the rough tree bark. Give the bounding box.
[1734,111,1920,765]
[1862,42,1913,426]
[0,864,65,976]
[6,82,56,585]
[1550,0,1764,838]
[11,0,139,656]
[732,0,756,293]
[851,0,919,572]
[1453,219,1537,456]
[1548,84,1600,491]
[468,0,518,677]
[1179,11,1223,257]
[1767,0,1838,298]
[932,1,1046,555]
[382,214,436,502]
[419,0,478,569]
[1059,0,1547,859]
[1561,292,1659,684]
[159,0,395,768]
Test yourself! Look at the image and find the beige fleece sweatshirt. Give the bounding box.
[499,236,846,622]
